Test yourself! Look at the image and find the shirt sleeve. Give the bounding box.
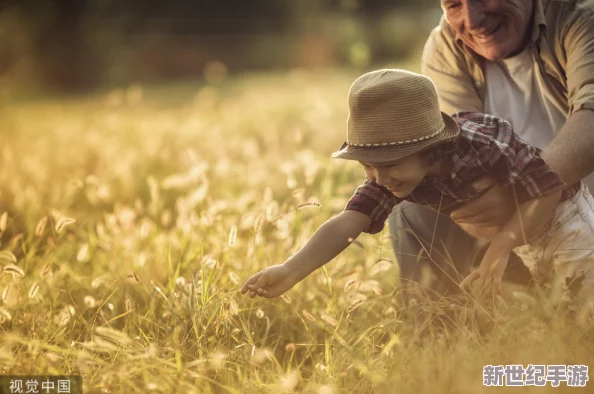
[564,9,594,114]
[477,116,567,203]
[344,180,399,234]
[421,17,484,115]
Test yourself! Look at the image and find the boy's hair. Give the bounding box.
[420,142,455,166]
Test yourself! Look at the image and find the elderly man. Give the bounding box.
[389,0,594,295]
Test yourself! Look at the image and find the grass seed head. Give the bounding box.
[0,212,7,232]
[228,224,237,248]
[35,216,48,237]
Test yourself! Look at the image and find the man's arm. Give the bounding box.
[541,109,594,186]
[283,210,371,282]
[529,8,594,217]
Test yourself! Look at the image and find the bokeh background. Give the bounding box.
[0,0,442,97]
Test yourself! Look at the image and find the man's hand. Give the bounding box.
[450,175,516,238]
[240,264,300,298]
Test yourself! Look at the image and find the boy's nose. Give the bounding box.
[375,171,391,186]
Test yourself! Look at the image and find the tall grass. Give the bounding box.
[0,68,592,393]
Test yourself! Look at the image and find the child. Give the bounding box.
[240,69,594,306]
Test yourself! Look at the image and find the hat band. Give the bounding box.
[347,123,445,147]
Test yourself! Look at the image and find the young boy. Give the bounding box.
[240,69,594,305]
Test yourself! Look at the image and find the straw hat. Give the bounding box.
[332,69,459,162]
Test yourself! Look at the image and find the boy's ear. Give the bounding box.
[419,149,433,165]
[421,147,442,166]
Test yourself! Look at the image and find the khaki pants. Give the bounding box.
[514,182,594,306]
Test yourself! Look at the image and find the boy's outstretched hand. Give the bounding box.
[241,264,300,298]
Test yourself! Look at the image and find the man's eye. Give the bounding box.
[446,3,461,10]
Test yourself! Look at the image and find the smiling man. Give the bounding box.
[443,0,535,61]
[388,0,594,296]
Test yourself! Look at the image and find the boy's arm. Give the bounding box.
[284,210,371,282]
[461,189,562,296]
[490,189,562,251]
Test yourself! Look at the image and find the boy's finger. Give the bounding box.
[251,273,270,289]
[249,290,257,298]
[460,271,480,290]
[450,200,484,221]
[257,288,268,297]
[456,211,498,226]
[494,278,503,297]
[263,290,276,298]
[241,272,263,293]
[260,288,278,298]
[480,278,494,298]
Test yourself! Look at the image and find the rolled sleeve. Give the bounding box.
[565,10,594,114]
[344,180,398,234]
[499,144,566,202]
[480,118,566,202]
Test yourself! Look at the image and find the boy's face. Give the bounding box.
[359,154,430,198]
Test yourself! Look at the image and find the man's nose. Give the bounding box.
[464,2,486,31]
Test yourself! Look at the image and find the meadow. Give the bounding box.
[0,67,592,393]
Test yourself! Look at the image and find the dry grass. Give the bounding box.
[0,67,592,394]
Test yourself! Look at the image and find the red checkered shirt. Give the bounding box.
[345,112,580,234]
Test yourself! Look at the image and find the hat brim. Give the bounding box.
[331,112,460,163]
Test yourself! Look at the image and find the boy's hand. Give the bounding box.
[460,247,511,299]
[240,264,299,298]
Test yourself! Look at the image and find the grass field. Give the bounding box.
[0,68,592,393]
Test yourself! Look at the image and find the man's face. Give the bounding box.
[441,0,534,60]
[360,154,430,198]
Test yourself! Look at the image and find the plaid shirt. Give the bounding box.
[345,112,580,234]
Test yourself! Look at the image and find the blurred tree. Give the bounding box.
[2,0,105,92]
[0,0,442,93]
[334,0,441,62]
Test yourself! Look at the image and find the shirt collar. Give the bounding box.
[530,0,547,43]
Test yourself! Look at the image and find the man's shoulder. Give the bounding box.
[422,16,465,67]
[543,0,593,11]
[542,0,594,23]
[425,16,457,50]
